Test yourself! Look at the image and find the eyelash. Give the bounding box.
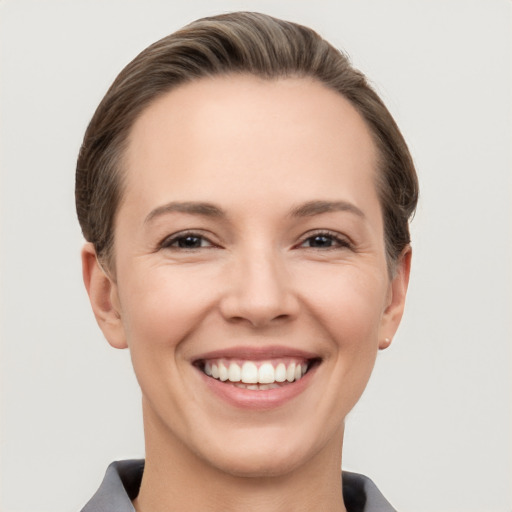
[297,230,353,250]
[159,230,352,251]
[159,231,216,250]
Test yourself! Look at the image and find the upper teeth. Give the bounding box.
[203,360,308,384]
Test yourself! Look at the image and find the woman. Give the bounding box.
[77,12,417,512]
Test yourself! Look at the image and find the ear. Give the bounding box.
[378,246,412,350]
[81,243,128,349]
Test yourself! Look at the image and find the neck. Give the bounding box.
[133,403,347,512]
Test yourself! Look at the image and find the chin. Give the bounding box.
[204,444,307,479]
[193,423,332,480]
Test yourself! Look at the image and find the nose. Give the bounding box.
[219,249,300,328]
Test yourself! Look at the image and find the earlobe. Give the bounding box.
[379,337,392,350]
[81,243,128,349]
[379,246,412,350]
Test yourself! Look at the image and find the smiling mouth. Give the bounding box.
[195,358,321,390]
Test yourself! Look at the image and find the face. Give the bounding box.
[84,75,410,478]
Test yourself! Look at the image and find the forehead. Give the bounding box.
[122,75,379,215]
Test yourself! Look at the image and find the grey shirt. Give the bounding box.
[81,460,397,512]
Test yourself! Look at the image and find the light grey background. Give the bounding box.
[1,1,510,511]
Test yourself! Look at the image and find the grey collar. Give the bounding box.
[81,460,396,512]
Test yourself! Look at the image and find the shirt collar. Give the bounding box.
[81,460,396,512]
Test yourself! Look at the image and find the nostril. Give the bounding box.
[226,315,248,325]
[228,313,292,329]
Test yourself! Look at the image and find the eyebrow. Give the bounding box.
[289,200,365,219]
[144,199,365,224]
[144,201,226,224]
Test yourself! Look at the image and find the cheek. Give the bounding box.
[117,266,218,351]
[309,270,387,408]
[297,264,388,347]
[115,268,218,415]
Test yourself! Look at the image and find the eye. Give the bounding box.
[299,231,351,249]
[160,232,215,250]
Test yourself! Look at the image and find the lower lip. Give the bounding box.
[197,365,318,410]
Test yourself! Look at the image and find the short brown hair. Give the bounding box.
[76,11,418,270]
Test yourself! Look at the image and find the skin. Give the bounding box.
[82,75,411,512]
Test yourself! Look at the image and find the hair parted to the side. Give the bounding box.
[76,11,418,272]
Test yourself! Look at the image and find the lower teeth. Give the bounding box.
[233,382,282,390]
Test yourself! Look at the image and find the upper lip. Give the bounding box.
[192,345,321,362]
